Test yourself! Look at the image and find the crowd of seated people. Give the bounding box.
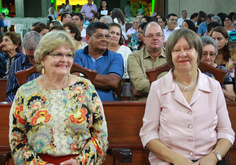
[0,2,236,164]
[0,2,236,103]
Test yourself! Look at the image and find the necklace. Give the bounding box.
[44,75,69,90]
[175,76,198,92]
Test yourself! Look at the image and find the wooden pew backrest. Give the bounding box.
[0,79,7,102]
[1,101,236,164]
[146,61,227,85]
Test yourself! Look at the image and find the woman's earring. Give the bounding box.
[42,67,45,75]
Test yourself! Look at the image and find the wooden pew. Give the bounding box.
[1,101,236,165]
[0,101,149,164]
[102,101,149,165]
[227,101,236,164]
[0,79,7,102]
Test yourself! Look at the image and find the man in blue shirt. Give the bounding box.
[197,14,214,37]
[6,31,41,102]
[74,22,124,101]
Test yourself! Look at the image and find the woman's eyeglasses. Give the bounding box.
[49,52,74,59]
[203,52,216,56]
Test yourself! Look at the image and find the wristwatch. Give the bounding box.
[213,151,222,161]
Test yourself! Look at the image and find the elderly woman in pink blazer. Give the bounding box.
[140,29,235,165]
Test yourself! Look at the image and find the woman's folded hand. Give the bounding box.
[60,158,78,165]
[192,152,217,165]
[173,156,193,165]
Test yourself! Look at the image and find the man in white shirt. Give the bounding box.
[59,3,67,15]
[65,0,71,14]
[164,13,179,43]
[177,10,190,27]
[72,13,87,43]
[48,3,58,20]
[0,13,10,27]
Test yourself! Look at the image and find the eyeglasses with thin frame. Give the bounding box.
[27,55,34,61]
[49,52,74,59]
[92,34,111,40]
[203,52,216,56]
[144,33,164,39]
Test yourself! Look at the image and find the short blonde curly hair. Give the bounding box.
[34,30,75,72]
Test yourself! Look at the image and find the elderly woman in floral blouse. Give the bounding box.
[9,30,108,165]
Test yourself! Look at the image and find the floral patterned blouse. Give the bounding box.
[128,40,143,52]
[9,77,108,165]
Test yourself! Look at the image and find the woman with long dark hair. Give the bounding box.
[210,26,230,66]
[97,0,111,18]
[181,20,196,32]
[111,8,127,40]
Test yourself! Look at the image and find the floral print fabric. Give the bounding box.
[9,77,108,165]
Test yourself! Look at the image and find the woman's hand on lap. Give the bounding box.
[173,156,193,165]
[192,152,217,165]
[60,158,78,165]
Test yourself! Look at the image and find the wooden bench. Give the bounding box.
[1,101,236,165]
[0,101,148,165]
[0,79,7,102]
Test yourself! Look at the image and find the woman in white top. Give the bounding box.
[111,8,128,41]
[108,23,132,78]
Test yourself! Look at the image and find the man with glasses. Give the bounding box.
[163,13,179,43]
[127,21,166,101]
[6,31,41,102]
[74,22,124,101]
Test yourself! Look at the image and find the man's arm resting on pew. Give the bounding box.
[94,74,121,90]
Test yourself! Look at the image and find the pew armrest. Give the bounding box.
[0,152,11,165]
[107,148,132,165]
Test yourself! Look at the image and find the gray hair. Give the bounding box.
[100,16,113,24]
[211,16,222,25]
[201,36,218,55]
[50,20,63,26]
[23,31,41,51]
[132,18,139,22]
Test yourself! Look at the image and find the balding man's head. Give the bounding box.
[143,22,165,53]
